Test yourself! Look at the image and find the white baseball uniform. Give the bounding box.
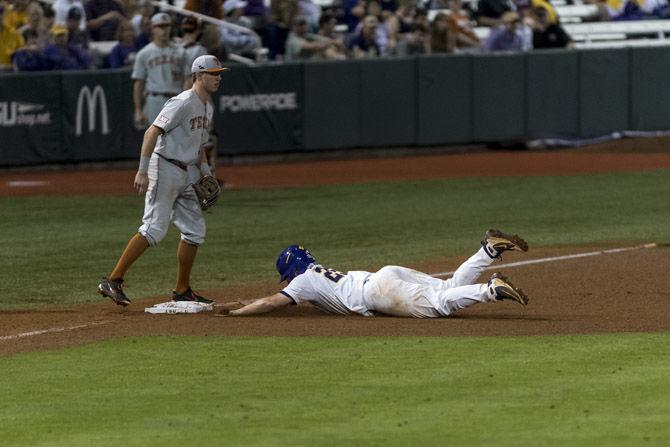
[138,89,214,247]
[281,247,499,318]
[132,42,190,125]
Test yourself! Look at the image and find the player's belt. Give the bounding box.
[147,91,179,97]
[157,153,188,171]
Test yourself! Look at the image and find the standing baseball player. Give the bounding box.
[132,12,190,130]
[98,54,228,307]
[221,230,530,317]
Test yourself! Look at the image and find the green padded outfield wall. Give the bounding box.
[526,50,580,138]
[61,70,129,161]
[3,47,670,166]
[472,53,526,141]
[416,55,472,145]
[303,60,361,149]
[579,49,630,137]
[0,72,63,165]
[358,58,416,147]
[213,62,303,154]
[630,47,670,131]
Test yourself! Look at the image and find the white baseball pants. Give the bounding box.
[363,247,497,318]
[138,153,205,246]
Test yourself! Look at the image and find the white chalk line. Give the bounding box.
[0,321,109,342]
[431,243,657,278]
[7,180,49,187]
[0,243,659,341]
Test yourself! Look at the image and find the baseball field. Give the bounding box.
[1,143,669,446]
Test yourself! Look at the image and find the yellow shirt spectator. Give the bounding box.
[0,4,25,68]
[3,0,29,29]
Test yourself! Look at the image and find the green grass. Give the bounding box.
[0,333,668,446]
[1,170,669,307]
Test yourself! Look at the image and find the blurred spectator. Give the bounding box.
[85,0,127,41]
[317,10,344,42]
[131,12,188,129]
[395,22,429,56]
[484,11,531,52]
[531,7,573,48]
[43,25,91,69]
[184,0,223,19]
[200,22,229,62]
[178,16,207,66]
[608,0,670,19]
[66,7,89,48]
[476,0,513,26]
[130,0,154,35]
[53,0,86,30]
[243,0,267,30]
[365,0,394,55]
[223,0,253,27]
[414,7,430,29]
[380,0,398,13]
[42,2,55,29]
[263,0,299,60]
[347,14,381,58]
[105,19,137,67]
[297,0,321,28]
[527,0,558,24]
[427,11,452,54]
[0,3,25,70]
[134,14,151,49]
[647,0,670,18]
[342,0,366,32]
[221,0,261,57]
[19,1,49,48]
[285,15,343,60]
[3,0,30,29]
[13,29,49,70]
[446,0,481,51]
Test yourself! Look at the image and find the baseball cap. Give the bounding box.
[191,55,229,74]
[50,25,68,35]
[67,7,82,21]
[223,0,247,14]
[151,12,171,26]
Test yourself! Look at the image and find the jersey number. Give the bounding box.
[314,266,345,283]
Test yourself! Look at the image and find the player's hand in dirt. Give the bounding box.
[217,301,247,311]
[134,172,149,194]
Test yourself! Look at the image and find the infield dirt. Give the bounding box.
[2,144,670,356]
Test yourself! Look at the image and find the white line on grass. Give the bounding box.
[431,243,657,278]
[0,321,109,342]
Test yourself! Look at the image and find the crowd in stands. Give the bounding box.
[2,0,670,71]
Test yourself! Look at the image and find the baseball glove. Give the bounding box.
[193,175,221,210]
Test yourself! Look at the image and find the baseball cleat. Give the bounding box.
[488,272,529,305]
[98,277,131,306]
[482,229,528,258]
[172,287,214,304]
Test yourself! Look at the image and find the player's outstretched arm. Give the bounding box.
[227,293,293,316]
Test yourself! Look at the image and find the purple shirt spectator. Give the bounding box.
[44,26,91,69]
[105,42,136,67]
[85,0,126,41]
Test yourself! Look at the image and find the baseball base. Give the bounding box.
[144,301,213,314]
